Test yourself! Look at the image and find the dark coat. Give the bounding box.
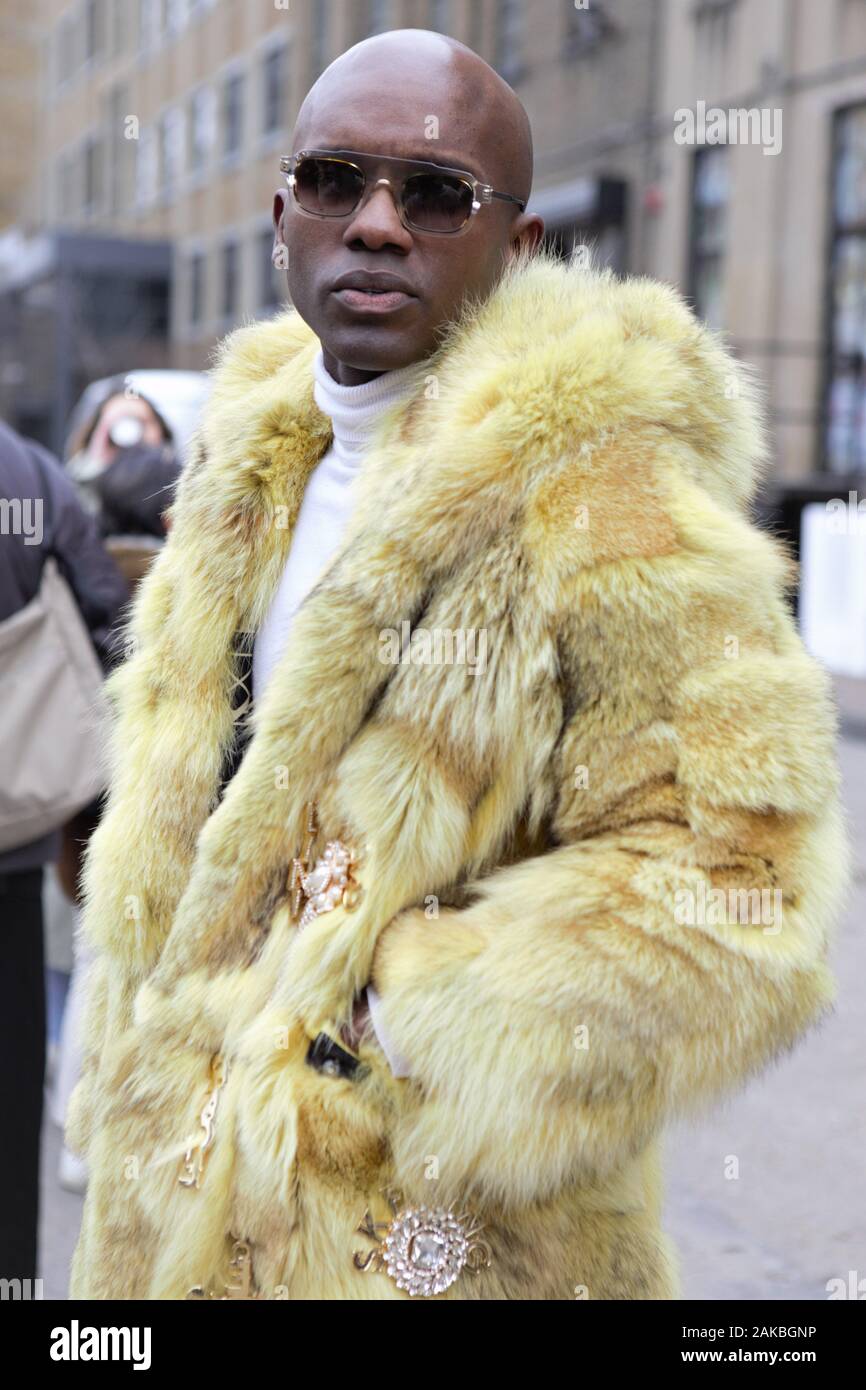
[0,420,128,870]
[88,443,180,539]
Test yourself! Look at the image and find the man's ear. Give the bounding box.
[502,212,544,268]
[272,190,289,268]
[513,213,544,258]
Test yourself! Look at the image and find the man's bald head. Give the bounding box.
[275,28,544,382]
[294,29,534,204]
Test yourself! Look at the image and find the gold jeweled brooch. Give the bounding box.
[353,1189,492,1297]
[289,799,362,928]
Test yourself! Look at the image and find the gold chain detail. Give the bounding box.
[178,1053,229,1190]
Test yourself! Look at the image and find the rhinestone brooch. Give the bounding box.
[289,800,362,928]
[354,1191,491,1297]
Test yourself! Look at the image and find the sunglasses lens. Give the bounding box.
[402,173,474,232]
[294,157,364,216]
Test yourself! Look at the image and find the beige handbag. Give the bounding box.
[0,557,110,852]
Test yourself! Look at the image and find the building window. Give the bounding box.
[688,145,728,331]
[58,147,80,221]
[222,70,244,160]
[56,12,80,87]
[469,0,483,53]
[826,104,866,473]
[83,0,107,63]
[262,43,289,138]
[136,125,158,206]
[311,0,330,77]
[111,0,128,55]
[365,0,390,37]
[165,0,187,35]
[159,106,184,192]
[139,0,162,52]
[495,0,524,85]
[259,227,283,312]
[427,0,449,31]
[566,0,616,57]
[82,136,104,214]
[105,81,131,213]
[189,85,215,175]
[693,0,738,49]
[189,250,206,326]
[221,239,239,319]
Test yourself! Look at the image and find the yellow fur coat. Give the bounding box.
[67,249,848,1300]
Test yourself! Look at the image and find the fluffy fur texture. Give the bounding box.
[67,248,848,1301]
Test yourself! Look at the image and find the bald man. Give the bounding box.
[68,28,845,1305]
[270,29,541,1057]
[275,29,541,381]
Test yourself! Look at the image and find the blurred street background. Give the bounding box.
[0,0,864,1300]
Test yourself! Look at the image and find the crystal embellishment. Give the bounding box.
[289,800,362,927]
[354,1194,492,1297]
[299,840,359,927]
[411,1232,445,1269]
[384,1207,472,1296]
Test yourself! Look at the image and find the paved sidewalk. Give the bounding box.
[39,1117,83,1301]
[40,736,866,1302]
[663,735,866,1300]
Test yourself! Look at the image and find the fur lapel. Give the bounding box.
[176,245,768,631]
[85,248,769,1019]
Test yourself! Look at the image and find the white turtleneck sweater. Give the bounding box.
[253,346,419,1077]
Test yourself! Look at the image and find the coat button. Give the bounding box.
[306,1031,368,1080]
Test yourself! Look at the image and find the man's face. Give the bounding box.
[274,53,538,379]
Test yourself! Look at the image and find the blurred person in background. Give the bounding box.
[0,418,127,1285]
[47,387,181,1195]
[66,389,180,580]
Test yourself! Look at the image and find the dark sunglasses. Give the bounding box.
[280,148,526,236]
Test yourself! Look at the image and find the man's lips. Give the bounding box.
[329,271,419,315]
[333,287,416,313]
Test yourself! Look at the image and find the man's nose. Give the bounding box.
[342,179,413,251]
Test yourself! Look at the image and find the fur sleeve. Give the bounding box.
[369,641,850,1212]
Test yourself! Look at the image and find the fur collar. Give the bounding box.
[89,248,769,1001]
[175,246,767,636]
